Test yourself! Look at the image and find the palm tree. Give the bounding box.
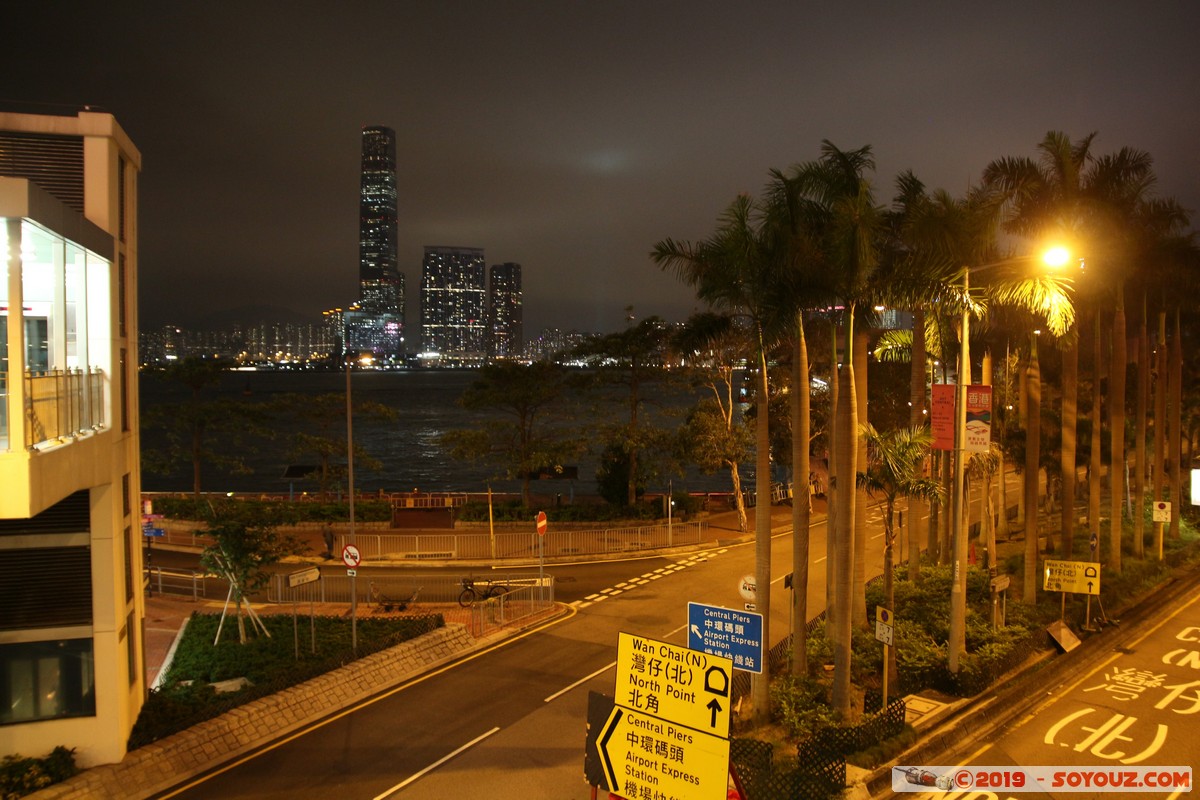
[762,166,836,677]
[782,141,882,715]
[860,423,941,691]
[653,193,788,723]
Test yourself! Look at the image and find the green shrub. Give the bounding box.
[770,675,835,740]
[0,747,77,799]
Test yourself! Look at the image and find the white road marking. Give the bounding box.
[544,662,617,703]
[373,727,501,798]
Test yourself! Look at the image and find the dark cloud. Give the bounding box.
[7,1,1198,334]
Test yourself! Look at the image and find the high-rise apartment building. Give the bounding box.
[0,107,144,767]
[352,126,402,357]
[487,262,523,360]
[420,246,486,360]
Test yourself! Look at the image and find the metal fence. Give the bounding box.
[144,566,214,600]
[347,520,708,562]
[266,572,556,638]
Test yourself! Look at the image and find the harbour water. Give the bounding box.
[138,369,737,497]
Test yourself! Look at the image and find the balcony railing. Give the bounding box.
[24,368,106,448]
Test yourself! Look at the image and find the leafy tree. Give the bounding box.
[573,315,683,508]
[672,313,753,533]
[272,392,397,498]
[654,195,791,722]
[141,357,270,497]
[199,501,303,644]
[440,361,584,507]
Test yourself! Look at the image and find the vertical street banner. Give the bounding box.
[931,384,955,451]
[965,384,992,452]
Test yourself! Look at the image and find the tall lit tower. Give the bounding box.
[420,246,486,360]
[348,126,403,358]
[488,262,523,360]
[359,126,400,315]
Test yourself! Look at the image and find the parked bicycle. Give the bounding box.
[370,581,421,613]
[458,576,508,607]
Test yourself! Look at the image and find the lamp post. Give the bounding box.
[948,247,1069,673]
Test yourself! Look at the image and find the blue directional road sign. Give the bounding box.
[688,602,763,673]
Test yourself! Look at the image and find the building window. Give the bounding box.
[125,613,136,687]
[0,638,95,723]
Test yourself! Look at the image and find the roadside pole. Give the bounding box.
[346,356,357,654]
[536,510,547,598]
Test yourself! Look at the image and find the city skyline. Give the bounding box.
[6,3,1198,335]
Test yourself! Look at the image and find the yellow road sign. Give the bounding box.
[1043,559,1101,595]
[615,632,732,737]
[596,705,729,800]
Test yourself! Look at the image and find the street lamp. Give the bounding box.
[948,247,1067,673]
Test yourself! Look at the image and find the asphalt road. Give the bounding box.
[894,585,1200,799]
[153,494,910,799]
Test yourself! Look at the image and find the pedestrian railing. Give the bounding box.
[347,520,708,562]
[144,566,213,600]
[266,572,555,639]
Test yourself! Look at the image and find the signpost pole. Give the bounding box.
[881,642,889,706]
[346,356,358,654]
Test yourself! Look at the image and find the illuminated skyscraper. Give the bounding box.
[352,126,403,357]
[488,262,523,360]
[420,246,486,360]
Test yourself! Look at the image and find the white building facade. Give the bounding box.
[0,108,144,767]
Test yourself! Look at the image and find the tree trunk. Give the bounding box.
[790,316,811,676]
[832,310,857,717]
[1090,309,1103,549]
[882,502,898,693]
[1170,307,1183,540]
[1134,299,1148,558]
[1109,298,1126,573]
[852,327,869,627]
[1060,335,1078,558]
[1024,337,1041,603]
[909,310,927,581]
[1153,310,1166,508]
[751,340,772,722]
[827,321,839,640]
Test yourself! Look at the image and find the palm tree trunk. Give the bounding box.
[1134,298,1148,558]
[853,327,869,627]
[827,321,839,639]
[751,337,772,721]
[790,316,811,676]
[1154,310,1167,506]
[1024,336,1041,602]
[1060,335,1078,558]
[832,309,858,716]
[909,310,927,581]
[1109,293,1126,573]
[1090,309,1103,549]
[1170,307,1183,540]
[939,445,952,564]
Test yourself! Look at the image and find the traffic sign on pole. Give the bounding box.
[687,602,763,673]
[595,703,729,800]
[615,632,732,736]
[341,544,361,569]
[535,510,548,536]
[1043,559,1100,595]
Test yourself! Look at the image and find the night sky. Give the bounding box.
[7,2,1198,335]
